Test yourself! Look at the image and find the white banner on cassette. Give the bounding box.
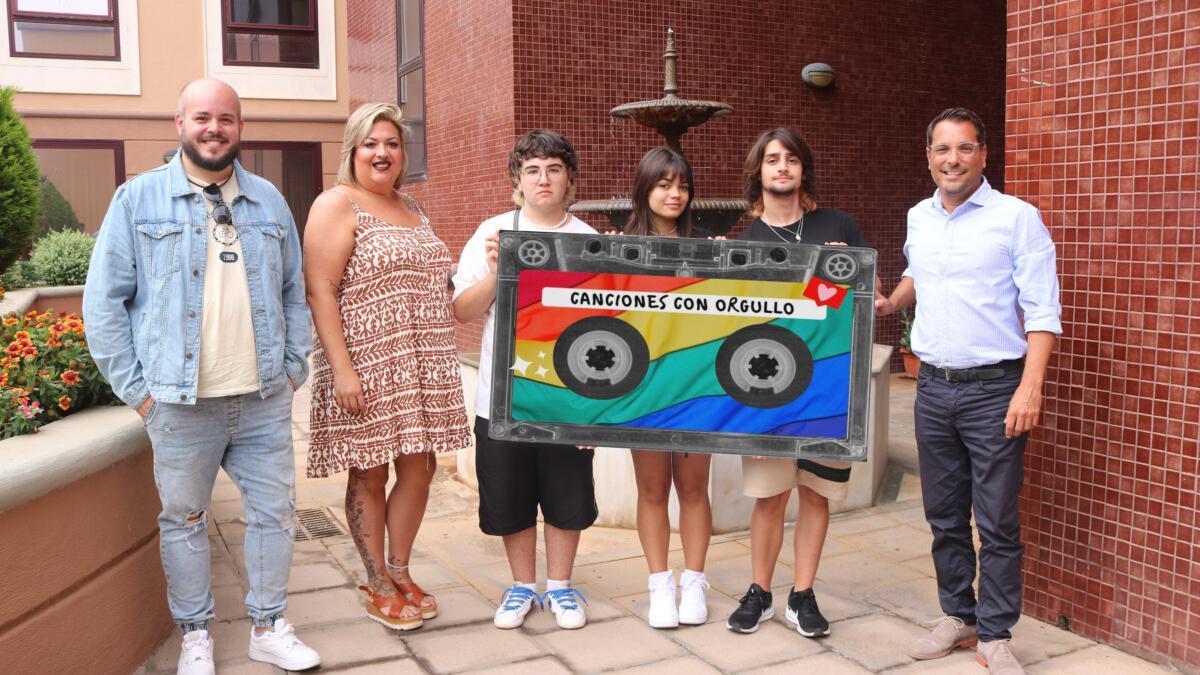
[541,287,827,320]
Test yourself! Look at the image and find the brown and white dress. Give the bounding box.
[307,191,470,477]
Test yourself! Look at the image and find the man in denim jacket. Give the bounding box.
[83,79,319,675]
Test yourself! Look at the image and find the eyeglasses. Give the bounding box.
[201,183,233,225]
[929,142,982,158]
[520,164,567,179]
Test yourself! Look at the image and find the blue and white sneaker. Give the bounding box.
[544,587,588,630]
[494,585,540,629]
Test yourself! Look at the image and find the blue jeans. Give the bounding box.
[146,386,296,631]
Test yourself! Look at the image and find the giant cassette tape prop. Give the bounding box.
[489,231,877,460]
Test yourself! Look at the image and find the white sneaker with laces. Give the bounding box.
[177,629,214,675]
[544,587,588,630]
[647,572,679,628]
[678,571,710,625]
[494,584,540,629]
[248,618,321,670]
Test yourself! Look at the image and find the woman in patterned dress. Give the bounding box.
[303,103,470,630]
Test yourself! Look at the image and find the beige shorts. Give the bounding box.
[740,455,852,501]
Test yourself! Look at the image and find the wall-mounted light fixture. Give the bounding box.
[801,63,835,89]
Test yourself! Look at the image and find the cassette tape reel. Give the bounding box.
[488,231,877,461]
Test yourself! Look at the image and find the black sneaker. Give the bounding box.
[726,583,774,633]
[786,587,830,637]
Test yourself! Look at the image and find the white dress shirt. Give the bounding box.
[902,178,1062,369]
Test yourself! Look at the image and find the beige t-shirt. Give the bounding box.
[189,174,260,397]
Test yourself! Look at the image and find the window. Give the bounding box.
[239,142,322,239]
[397,0,425,180]
[7,0,119,60]
[222,0,317,68]
[203,0,334,100]
[31,140,125,236]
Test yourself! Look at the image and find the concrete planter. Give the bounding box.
[0,284,85,316]
[456,344,894,533]
[0,406,172,675]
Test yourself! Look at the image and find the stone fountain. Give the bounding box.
[571,28,748,233]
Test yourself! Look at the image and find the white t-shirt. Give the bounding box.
[451,210,596,418]
[188,173,259,398]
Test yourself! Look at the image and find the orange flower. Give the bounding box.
[3,317,16,327]
[13,330,28,341]
[46,337,63,348]
[50,323,66,336]
[21,345,37,360]
[1,357,17,369]
[0,373,8,387]
[57,395,72,411]
[5,342,21,356]
[61,370,80,385]
[37,369,49,378]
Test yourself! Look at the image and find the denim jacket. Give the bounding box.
[83,154,312,408]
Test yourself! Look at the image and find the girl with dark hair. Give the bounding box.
[623,147,713,629]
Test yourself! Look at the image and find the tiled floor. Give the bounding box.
[136,376,1171,674]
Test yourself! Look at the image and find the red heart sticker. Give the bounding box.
[804,277,848,309]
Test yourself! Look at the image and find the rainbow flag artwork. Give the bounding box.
[509,269,855,439]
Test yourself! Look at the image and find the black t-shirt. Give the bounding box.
[737,208,867,247]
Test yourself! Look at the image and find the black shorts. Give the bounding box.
[474,416,598,536]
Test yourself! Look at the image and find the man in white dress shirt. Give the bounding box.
[876,107,1062,675]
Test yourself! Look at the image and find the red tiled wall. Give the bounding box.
[508,0,1007,365]
[1008,1,1200,670]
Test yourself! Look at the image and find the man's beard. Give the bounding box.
[765,183,798,197]
[181,136,239,172]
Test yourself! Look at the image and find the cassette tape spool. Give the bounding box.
[489,231,877,461]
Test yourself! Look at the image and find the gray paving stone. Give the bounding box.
[862,576,943,623]
[840,524,933,562]
[285,586,366,626]
[827,512,899,538]
[417,514,511,568]
[816,550,925,594]
[701,553,793,598]
[742,651,872,674]
[1026,643,1171,673]
[215,582,249,621]
[536,616,684,671]
[822,614,929,671]
[420,588,497,629]
[669,616,823,671]
[404,622,544,672]
[768,581,875,624]
[880,648,979,674]
[459,559,547,601]
[287,561,351,593]
[619,655,724,674]
[466,656,572,674]
[334,660,425,674]
[285,620,408,669]
[1009,617,1097,665]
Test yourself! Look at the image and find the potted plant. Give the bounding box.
[898,306,920,378]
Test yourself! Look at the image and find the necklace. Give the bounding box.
[530,211,571,230]
[765,213,805,243]
[653,224,679,237]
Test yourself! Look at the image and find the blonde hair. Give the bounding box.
[337,102,413,189]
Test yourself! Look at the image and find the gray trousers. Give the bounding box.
[914,368,1026,642]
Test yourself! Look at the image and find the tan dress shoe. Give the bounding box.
[976,638,1026,674]
[908,615,978,660]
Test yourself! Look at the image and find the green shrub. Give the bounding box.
[36,176,82,237]
[28,230,94,286]
[0,259,36,291]
[0,87,40,273]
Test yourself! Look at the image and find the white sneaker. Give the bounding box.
[544,587,588,630]
[494,585,539,629]
[647,572,679,628]
[176,629,214,675]
[247,618,321,670]
[678,572,710,625]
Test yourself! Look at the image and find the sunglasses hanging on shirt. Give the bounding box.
[198,182,238,247]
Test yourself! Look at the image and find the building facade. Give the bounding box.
[4,0,352,236]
